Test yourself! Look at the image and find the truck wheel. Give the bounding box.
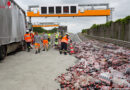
[0,46,7,60]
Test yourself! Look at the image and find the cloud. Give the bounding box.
[14,0,130,33]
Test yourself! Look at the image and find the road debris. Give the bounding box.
[55,40,130,89]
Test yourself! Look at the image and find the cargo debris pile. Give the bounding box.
[55,40,130,90]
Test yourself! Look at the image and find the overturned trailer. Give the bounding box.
[0,0,26,60]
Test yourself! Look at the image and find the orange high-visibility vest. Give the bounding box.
[24,34,32,42]
[61,35,68,44]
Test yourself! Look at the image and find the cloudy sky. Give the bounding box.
[15,0,130,33]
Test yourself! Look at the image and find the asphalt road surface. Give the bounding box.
[0,48,77,90]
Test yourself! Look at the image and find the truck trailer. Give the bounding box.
[0,0,26,60]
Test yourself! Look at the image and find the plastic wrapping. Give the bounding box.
[0,0,26,45]
[56,39,130,89]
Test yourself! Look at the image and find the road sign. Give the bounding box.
[32,22,59,27]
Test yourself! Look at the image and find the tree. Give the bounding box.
[82,29,87,33]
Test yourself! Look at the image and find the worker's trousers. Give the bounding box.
[55,38,58,45]
[60,42,67,52]
[55,38,58,42]
[26,42,31,49]
[48,38,51,42]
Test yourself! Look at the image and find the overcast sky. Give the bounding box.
[15,0,130,33]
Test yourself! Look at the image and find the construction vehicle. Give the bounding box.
[0,0,26,60]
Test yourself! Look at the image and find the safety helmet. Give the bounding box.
[26,30,29,33]
[31,31,33,33]
[66,33,70,36]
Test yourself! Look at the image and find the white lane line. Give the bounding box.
[76,34,82,42]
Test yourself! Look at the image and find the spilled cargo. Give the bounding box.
[55,39,130,89]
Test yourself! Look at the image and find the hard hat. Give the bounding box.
[26,30,29,32]
[66,33,70,35]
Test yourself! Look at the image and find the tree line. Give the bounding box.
[82,16,130,33]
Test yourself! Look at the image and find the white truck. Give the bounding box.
[0,0,26,60]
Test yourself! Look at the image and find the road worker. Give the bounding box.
[47,32,51,46]
[34,32,41,54]
[42,32,49,51]
[58,33,62,49]
[58,32,62,40]
[24,30,32,52]
[30,31,34,45]
[59,33,69,55]
[55,33,59,46]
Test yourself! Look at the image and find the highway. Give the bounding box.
[0,49,77,90]
[0,0,130,89]
[0,34,130,90]
[0,34,80,90]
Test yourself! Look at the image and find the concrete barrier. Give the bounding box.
[86,20,130,42]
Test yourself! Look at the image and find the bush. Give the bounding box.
[115,16,130,24]
[88,16,130,30]
[82,29,87,33]
[105,21,113,27]
[91,24,97,29]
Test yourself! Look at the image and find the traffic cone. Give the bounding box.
[70,43,75,54]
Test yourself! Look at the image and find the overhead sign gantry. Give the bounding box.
[27,4,111,21]
[32,22,59,27]
[27,4,110,17]
[27,4,112,22]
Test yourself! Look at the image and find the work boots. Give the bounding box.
[35,51,38,54]
[35,49,40,54]
[59,51,62,54]
[59,50,67,55]
[64,52,67,55]
[27,47,30,52]
[46,48,48,51]
[38,49,40,53]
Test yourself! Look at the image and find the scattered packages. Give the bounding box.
[55,40,130,90]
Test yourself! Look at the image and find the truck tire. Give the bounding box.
[0,46,7,60]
